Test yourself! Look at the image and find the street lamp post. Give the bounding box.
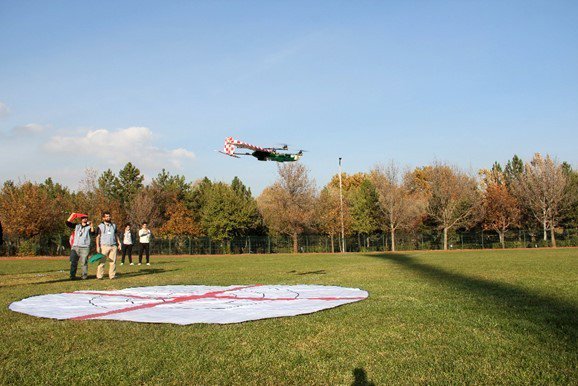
[338,158,346,253]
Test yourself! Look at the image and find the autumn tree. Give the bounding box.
[480,162,505,187]
[327,172,368,193]
[316,186,352,252]
[39,178,74,239]
[405,166,434,195]
[424,163,480,250]
[0,181,61,239]
[482,183,521,248]
[150,169,193,226]
[79,168,98,193]
[370,162,426,252]
[512,153,569,247]
[126,188,162,228]
[72,168,122,225]
[257,163,316,253]
[159,200,201,238]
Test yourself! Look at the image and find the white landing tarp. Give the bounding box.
[9,284,368,325]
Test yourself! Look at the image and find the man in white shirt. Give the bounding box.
[138,222,152,266]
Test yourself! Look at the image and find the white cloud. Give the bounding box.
[43,126,195,169]
[11,123,47,136]
[0,101,9,118]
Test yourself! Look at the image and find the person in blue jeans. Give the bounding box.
[66,213,95,280]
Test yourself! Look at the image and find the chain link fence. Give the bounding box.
[2,229,578,256]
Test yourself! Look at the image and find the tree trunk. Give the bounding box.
[443,227,448,250]
[330,234,334,253]
[498,230,505,249]
[550,226,557,248]
[292,233,298,254]
[543,219,547,241]
[391,228,396,252]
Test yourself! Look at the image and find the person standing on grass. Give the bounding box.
[120,223,134,266]
[95,211,122,279]
[66,213,95,280]
[138,221,152,266]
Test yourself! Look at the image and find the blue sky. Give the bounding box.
[1,0,577,193]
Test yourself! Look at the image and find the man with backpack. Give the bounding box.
[95,211,122,280]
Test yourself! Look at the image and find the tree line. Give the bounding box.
[1,153,577,255]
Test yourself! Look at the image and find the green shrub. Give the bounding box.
[17,238,40,256]
[504,241,526,249]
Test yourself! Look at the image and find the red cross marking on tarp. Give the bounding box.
[69,285,366,321]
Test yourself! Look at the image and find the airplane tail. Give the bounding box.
[222,137,237,157]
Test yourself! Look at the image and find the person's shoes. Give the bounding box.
[120,263,124,266]
[70,276,78,280]
[130,263,134,266]
[146,263,150,266]
[96,277,103,280]
[81,276,88,280]
[138,263,141,266]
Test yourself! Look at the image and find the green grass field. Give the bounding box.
[1,249,577,385]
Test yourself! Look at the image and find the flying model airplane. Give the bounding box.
[219,137,304,162]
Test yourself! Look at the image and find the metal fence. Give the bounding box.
[2,229,578,256]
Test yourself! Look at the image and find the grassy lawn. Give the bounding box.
[1,249,577,385]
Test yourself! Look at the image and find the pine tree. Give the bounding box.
[504,155,524,187]
[231,176,252,199]
[115,162,144,209]
[98,169,119,199]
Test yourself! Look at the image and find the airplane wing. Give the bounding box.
[229,138,267,152]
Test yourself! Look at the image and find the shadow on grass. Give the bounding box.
[0,268,179,287]
[117,268,177,278]
[287,270,327,275]
[351,368,375,386]
[125,260,183,266]
[0,269,64,276]
[369,253,578,352]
